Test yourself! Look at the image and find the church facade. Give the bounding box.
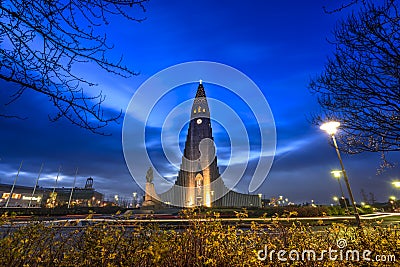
[159,82,261,208]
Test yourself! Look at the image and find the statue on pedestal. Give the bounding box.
[146,167,153,183]
[142,167,161,209]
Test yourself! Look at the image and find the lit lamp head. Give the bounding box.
[320,121,340,135]
[331,170,342,179]
[392,181,400,188]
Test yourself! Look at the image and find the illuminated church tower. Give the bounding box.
[174,81,220,207]
[159,81,261,208]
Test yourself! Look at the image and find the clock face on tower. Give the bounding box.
[196,119,202,124]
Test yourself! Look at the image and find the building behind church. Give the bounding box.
[0,177,103,208]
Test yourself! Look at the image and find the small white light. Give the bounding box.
[392,181,400,188]
[331,170,342,178]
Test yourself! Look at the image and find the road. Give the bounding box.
[1,212,399,228]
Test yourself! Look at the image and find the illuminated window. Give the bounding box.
[195,173,203,187]
[2,193,22,199]
[12,193,21,199]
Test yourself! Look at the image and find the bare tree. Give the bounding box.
[0,0,147,134]
[323,0,366,14]
[310,1,400,164]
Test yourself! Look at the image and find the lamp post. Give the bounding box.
[389,196,396,211]
[258,193,263,208]
[392,181,400,206]
[331,170,349,214]
[132,192,137,207]
[333,196,339,205]
[320,121,361,226]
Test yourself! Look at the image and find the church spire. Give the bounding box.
[192,82,209,119]
[174,82,220,207]
[195,82,206,98]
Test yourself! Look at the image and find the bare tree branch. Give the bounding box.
[323,0,363,14]
[0,0,148,134]
[310,1,400,158]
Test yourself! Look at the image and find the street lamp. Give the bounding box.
[320,121,361,226]
[333,196,339,205]
[331,170,349,214]
[392,181,400,206]
[258,193,262,207]
[132,192,137,207]
[114,194,119,206]
[389,196,396,210]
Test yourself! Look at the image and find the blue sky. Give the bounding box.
[1,0,399,204]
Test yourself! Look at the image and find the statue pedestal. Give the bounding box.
[142,182,162,209]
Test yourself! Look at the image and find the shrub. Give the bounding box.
[0,210,398,266]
